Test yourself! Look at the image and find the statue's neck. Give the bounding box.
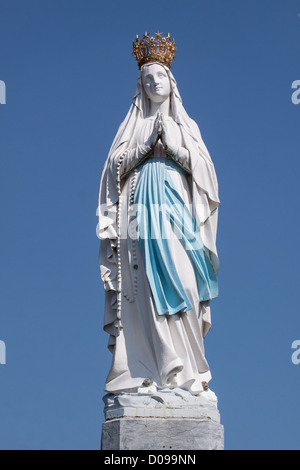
[148,97,170,117]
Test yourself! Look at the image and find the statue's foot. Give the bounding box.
[202,381,209,391]
[137,378,157,394]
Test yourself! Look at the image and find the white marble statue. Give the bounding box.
[98,33,220,397]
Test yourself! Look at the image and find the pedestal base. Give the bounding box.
[101,418,224,450]
[101,388,224,450]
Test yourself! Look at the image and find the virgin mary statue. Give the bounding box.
[98,33,220,396]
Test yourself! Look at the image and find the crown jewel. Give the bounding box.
[133,31,176,69]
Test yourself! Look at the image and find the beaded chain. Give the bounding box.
[116,152,126,330]
[116,154,139,330]
[124,169,138,303]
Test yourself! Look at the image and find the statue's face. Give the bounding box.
[142,63,171,104]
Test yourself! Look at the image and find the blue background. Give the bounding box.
[0,0,300,450]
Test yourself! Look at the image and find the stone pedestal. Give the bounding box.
[101,388,224,450]
[102,418,224,450]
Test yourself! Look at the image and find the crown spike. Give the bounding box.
[132,32,176,69]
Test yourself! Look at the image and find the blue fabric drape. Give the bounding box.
[134,158,218,316]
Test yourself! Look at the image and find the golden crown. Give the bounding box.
[133,31,176,69]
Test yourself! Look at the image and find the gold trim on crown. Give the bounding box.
[133,31,176,69]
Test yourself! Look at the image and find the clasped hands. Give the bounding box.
[119,113,190,179]
[146,113,178,158]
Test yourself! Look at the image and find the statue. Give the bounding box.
[98,32,220,397]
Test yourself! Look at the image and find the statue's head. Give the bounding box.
[141,63,171,105]
[132,33,179,118]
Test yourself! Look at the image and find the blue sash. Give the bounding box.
[134,158,218,316]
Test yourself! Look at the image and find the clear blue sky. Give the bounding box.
[0,0,300,450]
